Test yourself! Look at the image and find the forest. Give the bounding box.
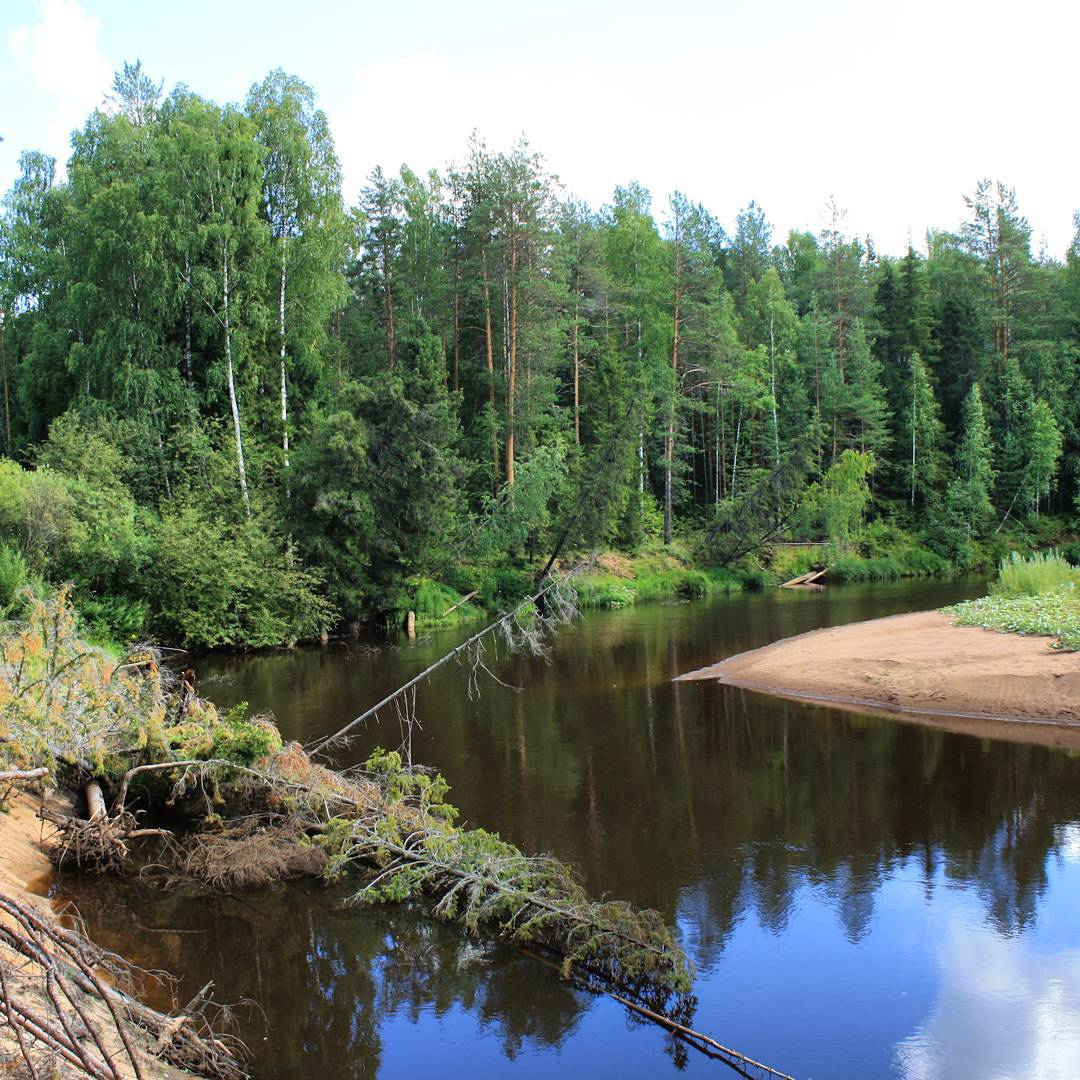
[1,61,1078,649]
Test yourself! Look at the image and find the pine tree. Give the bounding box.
[947,383,995,540]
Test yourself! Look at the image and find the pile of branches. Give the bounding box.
[0,890,246,1079]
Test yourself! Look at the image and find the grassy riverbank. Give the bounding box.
[409,522,1080,634]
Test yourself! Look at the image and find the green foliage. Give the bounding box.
[0,539,28,615]
[168,703,283,766]
[325,745,694,1017]
[990,550,1080,598]
[149,503,335,648]
[946,588,1080,652]
[574,550,747,609]
[800,450,874,549]
[5,63,1080,647]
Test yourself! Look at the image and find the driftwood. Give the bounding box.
[0,890,247,1079]
[439,590,479,617]
[779,567,828,588]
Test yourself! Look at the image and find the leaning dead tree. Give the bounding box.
[308,566,581,759]
[0,890,247,1079]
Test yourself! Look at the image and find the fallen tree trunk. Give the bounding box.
[779,567,828,588]
[86,780,107,821]
[440,590,479,617]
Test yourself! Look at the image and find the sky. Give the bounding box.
[1,0,1077,257]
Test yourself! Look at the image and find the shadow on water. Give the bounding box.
[59,578,1080,1078]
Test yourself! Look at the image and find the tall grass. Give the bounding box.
[411,580,484,628]
[991,550,1080,598]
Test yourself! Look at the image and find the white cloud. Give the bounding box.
[9,0,112,155]
[895,923,1080,1079]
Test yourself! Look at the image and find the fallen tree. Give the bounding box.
[0,585,792,1079]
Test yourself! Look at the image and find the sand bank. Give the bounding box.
[677,610,1080,744]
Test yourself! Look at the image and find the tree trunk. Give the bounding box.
[183,256,193,384]
[0,316,10,455]
[769,314,780,470]
[665,229,682,545]
[506,229,518,487]
[452,278,461,393]
[482,249,498,488]
[383,240,396,370]
[223,245,250,517]
[730,404,742,498]
[279,248,290,498]
[910,358,917,507]
[572,271,581,446]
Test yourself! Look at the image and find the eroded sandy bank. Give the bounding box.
[677,610,1080,743]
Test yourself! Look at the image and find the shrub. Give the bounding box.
[991,550,1080,598]
[149,505,336,648]
[0,540,29,614]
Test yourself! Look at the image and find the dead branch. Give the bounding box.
[0,890,248,1079]
[309,568,581,756]
[0,768,48,783]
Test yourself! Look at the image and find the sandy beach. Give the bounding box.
[677,609,1080,741]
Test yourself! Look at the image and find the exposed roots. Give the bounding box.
[172,819,327,891]
[40,808,171,876]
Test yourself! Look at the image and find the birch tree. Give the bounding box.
[247,70,347,492]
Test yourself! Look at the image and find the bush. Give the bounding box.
[148,505,336,648]
[991,550,1080,598]
[0,539,29,614]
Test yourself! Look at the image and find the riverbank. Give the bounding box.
[0,790,57,911]
[677,609,1080,739]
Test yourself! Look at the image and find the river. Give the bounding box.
[58,578,1080,1078]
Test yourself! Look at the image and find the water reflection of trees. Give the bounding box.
[63,880,587,1078]
[439,606,1080,973]
[178,585,1080,1066]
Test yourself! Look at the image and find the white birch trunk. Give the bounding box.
[910,357,917,507]
[223,244,250,517]
[730,404,742,498]
[769,315,780,470]
[279,248,290,498]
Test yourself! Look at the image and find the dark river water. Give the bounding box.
[58,579,1080,1078]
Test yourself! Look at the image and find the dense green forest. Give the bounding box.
[0,61,1077,648]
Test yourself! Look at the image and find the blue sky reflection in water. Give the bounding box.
[59,580,1080,1078]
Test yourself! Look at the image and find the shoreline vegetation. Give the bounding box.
[2,64,1080,658]
[677,553,1080,743]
